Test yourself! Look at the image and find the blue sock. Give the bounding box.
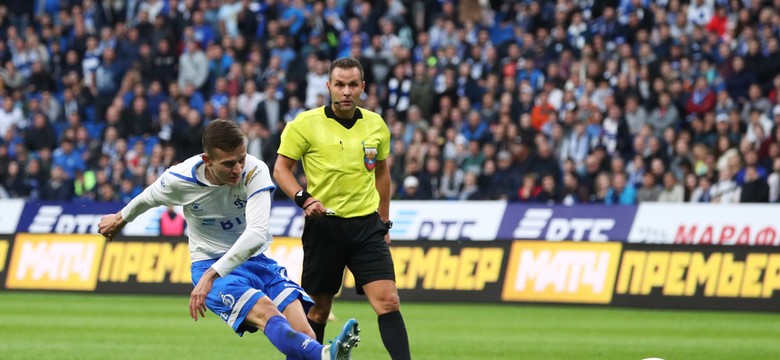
[264,315,324,360]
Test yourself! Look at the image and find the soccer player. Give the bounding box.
[97,119,359,360]
[274,57,412,360]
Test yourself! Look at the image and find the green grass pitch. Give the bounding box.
[1,292,779,359]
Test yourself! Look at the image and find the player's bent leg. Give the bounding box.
[243,296,285,331]
[363,280,411,360]
[362,280,401,315]
[243,296,325,360]
[283,299,316,339]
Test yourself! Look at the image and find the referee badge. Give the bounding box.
[363,142,377,171]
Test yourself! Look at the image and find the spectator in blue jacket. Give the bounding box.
[52,138,86,179]
[461,109,491,144]
[605,172,637,205]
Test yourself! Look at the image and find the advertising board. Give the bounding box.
[340,241,510,302]
[612,244,780,310]
[628,204,780,246]
[1,234,778,310]
[498,205,636,241]
[501,241,622,303]
[15,202,179,237]
[5,233,106,291]
[0,199,25,234]
[387,201,506,240]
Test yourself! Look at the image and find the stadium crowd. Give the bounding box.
[0,0,779,205]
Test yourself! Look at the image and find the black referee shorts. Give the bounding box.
[301,211,395,296]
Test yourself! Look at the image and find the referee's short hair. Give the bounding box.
[329,57,364,81]
[202,119,244,156]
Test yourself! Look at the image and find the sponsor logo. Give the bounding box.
[419,218,477,240]
[390,209,478,240]
[98,241,191,283]
[616,250,780,298]
[632,225,779,246]
[269,202,502,240]
[342,245,504,291]
[391,209,416,236]
[389,202,505,240]
[28,205,103,234]
[512,208,616,241]
[502,242,621,303]
[301,338,314,350]
[244,166,258,186]
[220,216,245,231]
[627,204,780,246]
[498,205,636,241]
[197,215,246,229]
[20,203,171,237]
[6,234,106,291]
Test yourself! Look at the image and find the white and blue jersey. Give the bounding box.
[120,154,312,335]
[123,154,274,264]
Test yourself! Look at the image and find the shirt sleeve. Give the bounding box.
[376,118,391,161]
[277,115,308,161]
[120,171,181,222]
[243,158,276,200]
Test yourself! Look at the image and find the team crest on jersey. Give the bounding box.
[233,195,247,209]
[191,202,202,211]
[363,142,377,171]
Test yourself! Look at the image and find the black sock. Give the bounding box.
[308,318,326,343]
[378,311,411,360]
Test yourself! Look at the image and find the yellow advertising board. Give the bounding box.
[6,234,106,291]
[0,239,8,273]
[502,241,622,304]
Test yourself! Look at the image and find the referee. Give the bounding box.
[274,57,411,360]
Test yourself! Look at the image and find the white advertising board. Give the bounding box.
[628,204,780,246]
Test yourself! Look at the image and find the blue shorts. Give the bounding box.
[191,254,314,336]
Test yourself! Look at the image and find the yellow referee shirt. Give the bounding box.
[278,106,391,218]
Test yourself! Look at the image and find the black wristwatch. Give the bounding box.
[383,220,393,230]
